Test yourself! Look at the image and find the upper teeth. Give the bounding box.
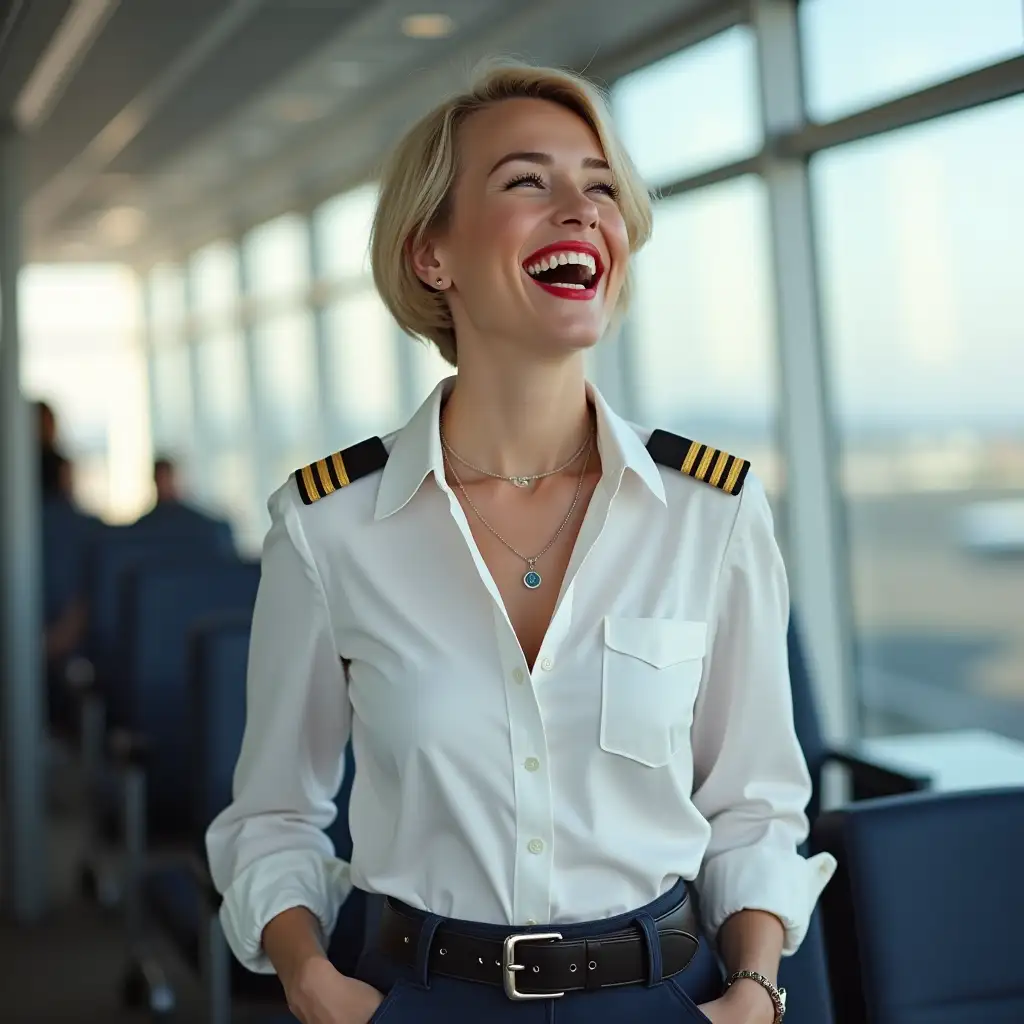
[525,251,598,277]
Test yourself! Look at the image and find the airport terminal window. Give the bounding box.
[813,95,1024,741]
[324,289,401,442]
[800,0,1024,123]
[244,213,311,304]
[150,344,194,459]
[252,309,319,455]
[194,325,250,441]
[612,26,760,187]
[315,183,378,281]
[409,334,454,404]
[147,264,187,345]
[629,176,781,496]
[190,241,240,322]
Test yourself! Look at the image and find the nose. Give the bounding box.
[554,185,599,230]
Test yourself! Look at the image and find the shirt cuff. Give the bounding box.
[218,849,352,974]
[695,846,837,956]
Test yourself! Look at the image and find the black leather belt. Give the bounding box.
[377,897,700,1000]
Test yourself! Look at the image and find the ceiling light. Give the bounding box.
[96,206,147,246]
[401,13,455,39]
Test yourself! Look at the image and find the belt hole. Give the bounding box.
[589,960,597,970]
[439,948,447,956]
[569,964,578,973]
[532,966,540,973]
[495,960,501,967]
[403,936,410,944]
[478,957,484,965]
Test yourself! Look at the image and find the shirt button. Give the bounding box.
[512,668,525,684]
[540,657,553,671]
[524,757,540,772]
[528,838,545,855]
[526,919,538,926]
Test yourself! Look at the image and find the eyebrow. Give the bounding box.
[488,151,611,175]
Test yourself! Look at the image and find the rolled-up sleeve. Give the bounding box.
[205,482,352,973]
[689,475,837,955]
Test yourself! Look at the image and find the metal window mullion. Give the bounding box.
[308,216,338,451]
[237,239,273,514]
[0,119,46,923]
[182,270,214,501]
[752,0,857,745]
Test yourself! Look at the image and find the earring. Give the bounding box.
[435,277,444,288]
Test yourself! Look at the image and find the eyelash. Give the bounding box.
[504,171,620,200]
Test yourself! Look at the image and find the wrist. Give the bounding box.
[282,951,333,998]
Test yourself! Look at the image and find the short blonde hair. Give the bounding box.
[370,60,652,366]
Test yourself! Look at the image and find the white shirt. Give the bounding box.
[206,378,837,974]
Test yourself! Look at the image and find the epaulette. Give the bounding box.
[295,436,389,506]
[646,429,750,496]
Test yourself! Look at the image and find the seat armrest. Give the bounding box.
[824,746,929,801]
[109,728,151,768]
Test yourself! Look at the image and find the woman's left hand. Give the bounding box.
[698,981,776,1023]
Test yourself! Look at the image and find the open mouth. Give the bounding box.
[522,241,604,300]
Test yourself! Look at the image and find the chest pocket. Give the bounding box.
[600,617,707,768]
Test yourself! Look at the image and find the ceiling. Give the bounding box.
[0,0,734,266]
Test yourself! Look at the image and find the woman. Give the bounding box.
[206,61,836,1024]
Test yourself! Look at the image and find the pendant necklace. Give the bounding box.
[442,433,592,590]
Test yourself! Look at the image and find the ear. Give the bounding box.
[408,232,447,288]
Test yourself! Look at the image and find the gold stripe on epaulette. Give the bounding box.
[294,435,389,505]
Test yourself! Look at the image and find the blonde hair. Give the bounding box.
[370,60,652,366]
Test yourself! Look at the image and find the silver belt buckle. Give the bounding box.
[502,932,565,1001]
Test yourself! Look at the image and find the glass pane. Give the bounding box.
[630,176,780,493]
[612,26,760,186]
[324,289,401,440]
[315,183,378,280]
[813,96,1024,740]
[194,326,250,440]
[801,0,1024,122]
[150,344,193,453]
[408,335,453,410]
[253,310,318,448]
[148,264,186,346]
[245,213,311,302]
[190,241,240,321]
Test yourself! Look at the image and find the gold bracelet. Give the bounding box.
[724,970,786,1023]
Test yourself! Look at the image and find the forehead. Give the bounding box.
[457,97,606,170]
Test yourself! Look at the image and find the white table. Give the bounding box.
[858,728,1024,793]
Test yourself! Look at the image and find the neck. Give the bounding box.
[441,350,592,478]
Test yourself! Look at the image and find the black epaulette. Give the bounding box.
[294,436,389,506]
[646,429,750,496]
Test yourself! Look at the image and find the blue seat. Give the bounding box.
[118,562,261,836]
[132,501,235,555]
[812,787,1024,1024]
[85,527,231,698]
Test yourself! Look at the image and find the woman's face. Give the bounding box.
[417,97,630,360]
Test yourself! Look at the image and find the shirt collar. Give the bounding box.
[374,376,666,521]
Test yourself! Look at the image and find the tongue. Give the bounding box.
[535,262,591,286]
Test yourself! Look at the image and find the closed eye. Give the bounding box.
[504,172,620,201]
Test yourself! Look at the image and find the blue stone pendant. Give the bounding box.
[523,569,542,589]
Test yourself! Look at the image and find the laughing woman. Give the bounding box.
[206,61,836,1024]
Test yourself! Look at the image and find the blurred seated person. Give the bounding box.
[134,456,235,552]
[37,401,63,498]
[40,452,101,729]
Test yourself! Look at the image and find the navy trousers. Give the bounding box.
[351,881,721,1023]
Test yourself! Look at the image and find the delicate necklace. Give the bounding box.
[439,428,592,488]
[443,434,593,590]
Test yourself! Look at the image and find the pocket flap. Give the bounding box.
[603,617,707,668]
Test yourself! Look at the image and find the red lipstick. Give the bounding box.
[522,240,605,301]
